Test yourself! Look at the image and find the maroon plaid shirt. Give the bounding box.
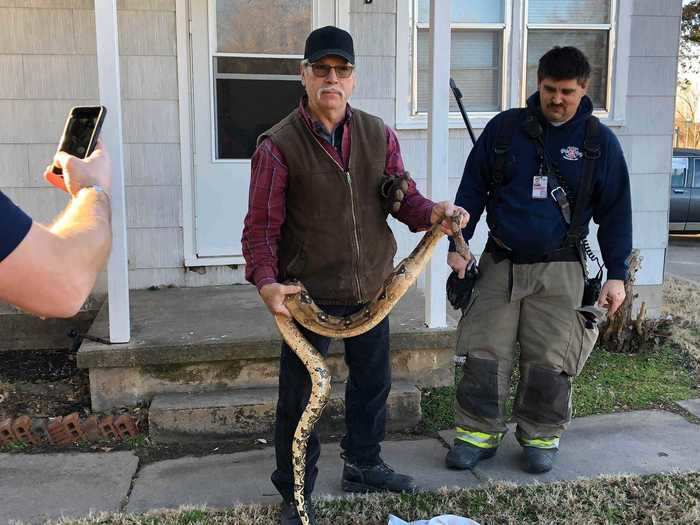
[242,99,435,290]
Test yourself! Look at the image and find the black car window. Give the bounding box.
[672,157,688,187]
[694,158,700,188]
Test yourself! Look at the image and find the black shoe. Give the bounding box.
[342,458,417,493]
[523,446,558,474]
[445,440,497,470]
[279,499,317,525]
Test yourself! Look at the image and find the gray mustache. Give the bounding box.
[318,88,344,97]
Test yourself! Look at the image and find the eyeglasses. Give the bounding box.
[307,63,354,79]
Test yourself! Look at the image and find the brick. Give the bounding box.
[0,418,16,446]
[47,416,75,446]
[81,415,101,442]
[11,416,41,445]
[98,415,119,440]
[63,412,85,442]
[114,415,139,439]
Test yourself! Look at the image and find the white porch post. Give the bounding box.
[95,0,130,342]
[424,0,451,328]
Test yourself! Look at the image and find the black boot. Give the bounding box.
[279,499,317,525]
[342,458,416,493]
[523,446,558,474]
[445,440,497,470]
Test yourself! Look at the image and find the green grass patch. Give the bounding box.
[421,346,699,433]
[0,440,28,453]
[573,345,697,416]
[50,472,700,524]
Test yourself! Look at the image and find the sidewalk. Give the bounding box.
[2,403,700,524]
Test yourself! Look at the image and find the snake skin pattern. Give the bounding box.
[274,212,468,525]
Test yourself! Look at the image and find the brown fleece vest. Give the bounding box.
[258,108,396,305]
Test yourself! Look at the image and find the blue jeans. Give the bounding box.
[271,303,391,502]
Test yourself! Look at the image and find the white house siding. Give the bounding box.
[0,0,245,292]
[615,0,681,313]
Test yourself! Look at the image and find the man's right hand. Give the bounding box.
[447,251,474,279]
[259,282,302,317]
[44,140,112,198]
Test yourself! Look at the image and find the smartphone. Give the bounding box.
[52,105,107,175]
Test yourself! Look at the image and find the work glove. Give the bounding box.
[379,171,412,214]
[446,262,480,311]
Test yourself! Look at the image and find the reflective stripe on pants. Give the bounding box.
[455,427,503,449]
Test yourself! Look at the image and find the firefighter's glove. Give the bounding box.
[446,263,480,311]
[379,171,412,214]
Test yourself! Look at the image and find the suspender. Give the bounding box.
[567,116,600,245]
[489,108,522,196]
[489,110,601,244]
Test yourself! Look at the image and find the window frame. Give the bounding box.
[522,0,616,113]
[395,0,629,131]
[396,0,512,130]
[206,0,330,163]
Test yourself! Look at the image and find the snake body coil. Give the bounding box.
[274,214,467,525]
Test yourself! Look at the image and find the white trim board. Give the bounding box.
[395,0,629,131]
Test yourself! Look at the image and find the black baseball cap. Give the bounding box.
[304,26,355,65]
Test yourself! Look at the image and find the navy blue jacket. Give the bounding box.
[454,93,632,280]
[1,190,32,262]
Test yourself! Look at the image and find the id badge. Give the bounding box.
[532,175,548,199]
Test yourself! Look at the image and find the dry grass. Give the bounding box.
[47,472,700,525]
[662,277,700,369]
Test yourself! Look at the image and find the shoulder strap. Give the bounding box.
[566,115,601,244]
[489,108,524,194]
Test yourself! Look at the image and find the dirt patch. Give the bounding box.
[0,349,90,420]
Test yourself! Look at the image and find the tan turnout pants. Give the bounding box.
[455,251,600,441]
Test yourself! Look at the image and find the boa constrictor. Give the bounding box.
[273,212,468,525]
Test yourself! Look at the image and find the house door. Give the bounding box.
[190,0,338,262]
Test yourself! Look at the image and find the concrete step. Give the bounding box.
[148,381,421,443]
[0,304,98,352]
[78,286,456,411]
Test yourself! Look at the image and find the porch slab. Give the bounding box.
[0,302,98,352]
[78,285,456,368]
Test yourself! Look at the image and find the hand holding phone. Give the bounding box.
[46,106,110,197]
[52,106,106,175]
[45,141,112,198]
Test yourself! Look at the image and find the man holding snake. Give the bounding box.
[241,25,468,525]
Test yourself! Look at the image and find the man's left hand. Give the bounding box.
[430,201,469,235]
[597,279,625,315]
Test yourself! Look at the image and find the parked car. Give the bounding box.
[670,148,700,233]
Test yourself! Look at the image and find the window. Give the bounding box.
[524,0,615,110]
[671,158,688,188]
[414,0,506,115]
[396,0,625,129]
[212,0,309,159]
[694,159,700,188]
